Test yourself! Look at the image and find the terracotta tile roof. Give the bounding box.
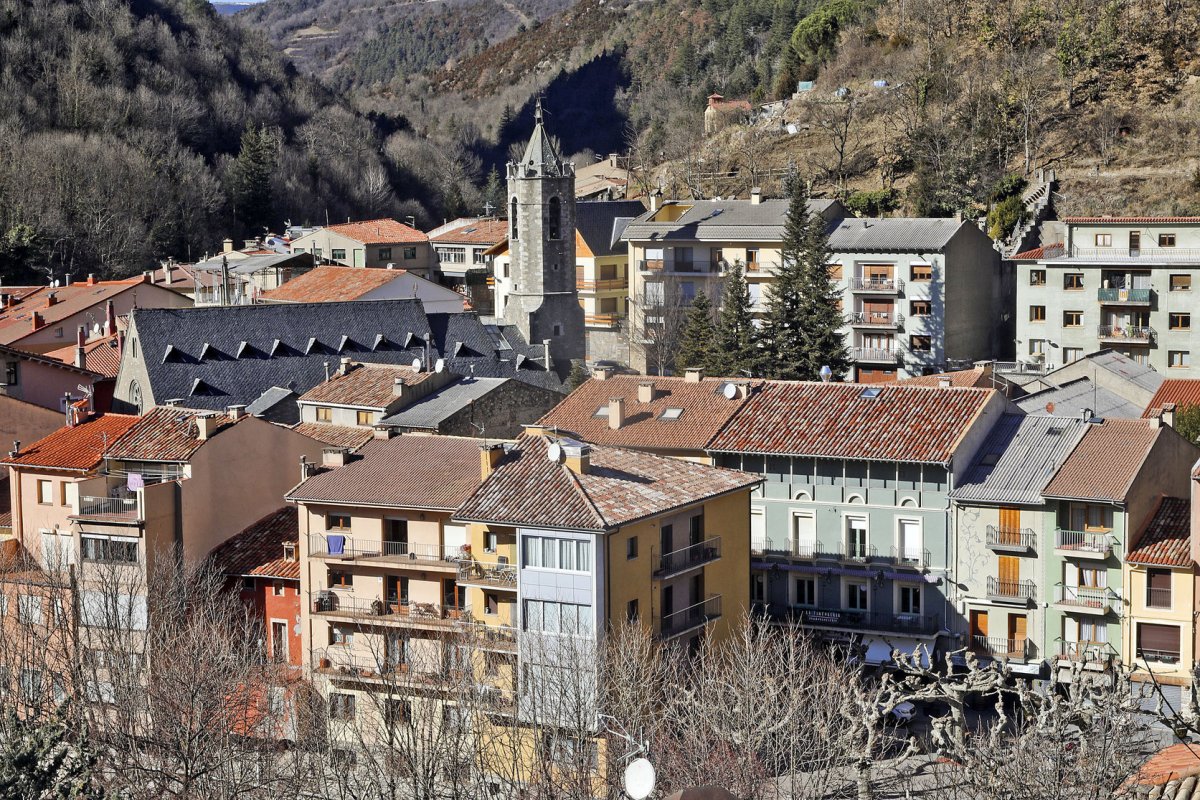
[1064,217,1200,223]
[286,435,485,510]
[0,342,104,378]
[323,218,428,245]
[0,279,147,345]
[150,264,210,291]
[298,363,436,408]
[892,367,994,389]
[209,507,300,580]
[429,219,508,245]
[104,407,240,462]
[454,436,761,532]
[1042,418,1161,501]
[292,422,374,449]
[261,265,407,303]
[1128,497,1192,567]
[0,414,140,471]
[708,382,997,464]
[1011,242,1064,260]
[536,376,752,452]
[44,333,123,378]
[1143,379,1200,418]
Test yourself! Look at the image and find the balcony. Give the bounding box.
[1054,529,1112,559]
[1062,245,1200,262]
[795,608,940,636]
[311,593,467,629]
[659,595,722,639]
[970,636,1034,662]
[1097,325,1154,344]
[890,546,930,570]
[1146,587,1173,609]
[72,495,141,523]
[839,542,878,564]
[655,537,721,579]
[457,559,518,591]
[576,277,628,292]
[1097,287,1152,305]
[848,311,903,329]
[986,525,1037,554]
[1054,585,1114,615]
[851,347,901,364]
[752,538,816,560]
[849,276,903,293]
[317,652,457,689]
[986,577,1037,605]
[743,260,780,273]
[307,534,464,569]
[584,313,624,329]
[458,621,519,653]
[638,260,717,275]
[1057,640,1116,666]
[1136,647,1182,665]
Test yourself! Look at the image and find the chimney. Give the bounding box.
[31,312,44,331]
[87,273,96,286]
[594,366,614,380]
[142,271,153,283]
[116,329,126,356]
[563,441,591,475]
[227,404,246,421]
[223,238,235,254]
[684,367,704,383]
[649,191,661,214]
[1162,402,1177,429]
[104,300,117,336]
[338,357,352,376]
[46,292,57,307]
[542,339,552,370]
[608,397,625,430]
[74,326,87,369]
[195,414,220,440]
[750,187,762,205]
[164,398,183,407]
[322,447,350,468]
[9,441,20,457]
[937,377,952,389]
[164,263,173,285]
[638,381,656,403]
[393,378,406,397]
[480,443,505,479]
[299,455,316,482]
[244,239,258,250]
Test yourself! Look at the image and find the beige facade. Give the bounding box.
[291,225,435,277]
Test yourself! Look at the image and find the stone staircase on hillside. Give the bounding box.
[1003,169,1056,258]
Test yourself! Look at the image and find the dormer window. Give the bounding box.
[660,408,684,421]
[283,543,296,563]
[592,405,608,418]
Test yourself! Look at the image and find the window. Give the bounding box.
[484,530,498,553]
[313,248,323,260]
[3,360,18,386]
[329,693,356,721]
[81,591,146,630]
[1138,623,1181,662]
[1147,569,1172,609]
[910,264,932,282]
[845,517,868,560]
[327,513,351,530]
[273,581,285,597]
[1170,351,1191,369]
[378,247,393,261]
[242,576,254,591]
[328,569,352,589]
[18,595,42,626]
[355,410,372,426]
[659,408,684,421]
[1029,269,1046,286]
[81,536,138,564]
[1171,274,1191,292]
[1064,273,1084,290]
[58,482,69,506]
[1063,347,1084,363]
[626,536,638,560]
[315,407,332,422]
[898,584,921,615]
[1160,234,1177,247]
[1094,233,1112,247]
[1029,305,1046,322]
[402,247,417,260]
[910,335,931,352]
[331,249,346,260]
[37,480,53,505]
[548,197,562,240]
[897,518,923,564]
[751,574,766,604]
[437,246,467,263]
[21,669,42,703]
[910,300,931,316]
[510,198,519,240]
[331,625,354,646]
[283,543,296,562]
[523,536,591,572]
[846,581,869,611]
[794,577,816,607]
[1171,313,1191,331]
[485,593,499,616]
[1070,504,1112,532]
[626,599,639,622]
[522,599,593,635]
[1029,339,1046,356]
[385,699,410,729]
[1063,310,1083,327]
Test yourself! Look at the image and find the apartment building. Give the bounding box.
[1014,217,1200,374]
[427,218,508,313]
[290,219,435,277]
[621,197,1004,379]
[707,382,1012,664]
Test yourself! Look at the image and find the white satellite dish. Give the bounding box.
[434,358,445,373]
[411,357,423,371]
[722,382,738,400]
[624,758,656,800]
[547,442,563,464]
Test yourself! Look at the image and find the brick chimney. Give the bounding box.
[608,397,625,430]
[685,367,704,383]
[594,366,615,381]
[104,300,117,336]
[74,326,87,369]
[563,441,591,475]
[46,292,57,307]
[87,273,96,286]
[31,312,44,331]
[638,381,656,403]
[480,443,505,479]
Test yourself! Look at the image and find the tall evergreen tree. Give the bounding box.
[227,126,278,233]
[709,263,761,378]
[760,178,850,380]
[676,290,717,371]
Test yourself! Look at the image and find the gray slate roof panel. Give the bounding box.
[574,201,645,257]
[245,386,298,416]
[379,377,508,429]
[950,414,1089,505]
[1014,377,1147,419]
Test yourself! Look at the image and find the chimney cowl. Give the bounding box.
[637,381,656,403]
[227,404,247,421]
[393,377,406,397]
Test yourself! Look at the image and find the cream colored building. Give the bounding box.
[290,219,435,277]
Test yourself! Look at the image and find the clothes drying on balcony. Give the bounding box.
[327,535,346,556]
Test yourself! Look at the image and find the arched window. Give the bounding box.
[548,197,561,241]
[510,198,519,240]
[128,380,142,414]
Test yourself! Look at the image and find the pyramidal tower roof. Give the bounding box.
[517,99,569,178]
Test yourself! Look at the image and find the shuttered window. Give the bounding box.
[1137,623,1180,660]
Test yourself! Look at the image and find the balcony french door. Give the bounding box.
[846,518,868,560]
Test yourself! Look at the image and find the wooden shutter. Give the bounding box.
[1138,623,1180,654]
[1008,614,1027,643]
[998,555,1020,585]
[970,610,988,638]
[999,507,1020,532]
[1148,569,1172,592]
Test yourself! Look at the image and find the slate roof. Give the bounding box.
[125,300,563,413]
[708,382,997,464]
[292,422,374,449]
[0,279,147,345]
[261,266,408,303]
[379,377,509,430]
[825,217,965,252]
[622,199,840,242]
[286,435,485,510]
[1042,418,1162,502]
[576,201,646,257]
[209,506,300,580]
[429,219,508,246]
[950,415,1088,505]
[104,406,240,462]
[1015,377,1147,420]
[1143,379,1200,417]
[537,375,751,451]
[454,436,761,532]
[299,363,437,408]
[1056,350,1165,394]
[0,414,140,472]
[44,333,123,378]
[1127,497,1192,567]
[245,386,298,417]
[322,219,427,245]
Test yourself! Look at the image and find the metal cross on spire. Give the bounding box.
[534,96,544,125]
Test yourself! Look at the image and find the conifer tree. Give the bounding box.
[227,126,279,233]
[675,290,716,371]
[760,178,850,380]
[709,263,761,378]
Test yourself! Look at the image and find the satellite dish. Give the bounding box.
[435,358,445,373]
[411,358,423,372]
[722,383,738,400]
[624,758,656,800]
[547,443,563,464]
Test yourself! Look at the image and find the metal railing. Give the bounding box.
[890,546,929,569]
[986,525,1037,551]
[458,621,519,651]
[1146,587,1173,609]
[1097,287,1152,303]
[76,496,139,519]
[1054,585,1113,612]
[848,311,904,327]
[638,260,717,274]
[851,347,901,363]
[457,560,518,587]
[1058,640,1116,663]
[308,534,466,564]
[840,542,877,563]
[660,595,722,639]
[311,593,467,623]
[584,313,624,328]
[796,608,940,636]
[1097,325,1154,342]
[1054,529,1112,556]
[849,277,904,292]
[576,277,628,291]
[987,577,1037,602]
[743,260,781,273]
[1137,647,1181,664]
[751,538,820,559]
[1068,246,1200,261]
[657,537,721,578]
[971,636,1031,661]
[992,361,1052,375]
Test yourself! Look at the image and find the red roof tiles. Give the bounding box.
[299,363,435,408]
[0,414,139,471]
[429,219,508,245]
[1142,379,1200,418]
[454,436,761,532]
[892,367,996,389]
[262,265,408,304]
[0,279,147,345]
[44,333,123,378]
[105,407,240,462]
[1011,242,1064,260]
[707,382,998,464]
[1064,217,1200,223]
[1128,497,1193,567]
[209,507,300,580]
[1043,418,1161,501]
[323,219,428,245]
[292,423,374,450]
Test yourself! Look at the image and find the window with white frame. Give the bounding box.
[40,531,74,571]
[523,536,591,573]
[17,595,42,626]
[1076,618,1107,644]
[750,509,766,549]
[846,580,869,611]
[896,518,923,564]
[80,591,147,630]
[792,512,816,557]
[522,599,594,635]
[845,517,868,559]
[898,584,922,615]
[794,577,816,607]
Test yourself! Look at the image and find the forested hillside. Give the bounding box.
[0,0,455,282]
